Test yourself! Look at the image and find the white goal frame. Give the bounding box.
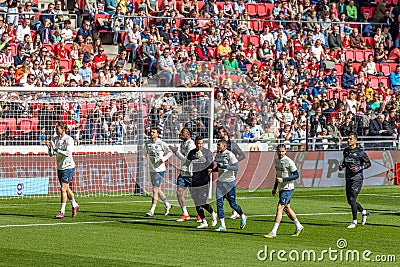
[0,87,215,199]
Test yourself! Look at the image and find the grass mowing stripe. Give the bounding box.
[1,192,400,207]
[2,210,399,228]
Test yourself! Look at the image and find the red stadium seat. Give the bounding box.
[345,50,355,61]
[246,3,257,17]
[389,63,397,73]
[334,63,343,75]
[248,35,260,47]
[363,37,374,47]
[370,77,379,88]
[265,3,274,15]
[197,1,205,10]
[379,77,389,88]
[242,35,249,48]
[60,59,71,72]
[250,19,262,33]
[352,62,361,74]
[257,3,267,17]
[0,121,8,136]
[355,50,365,62]
[216,1,224,10]
[380,64,391,76]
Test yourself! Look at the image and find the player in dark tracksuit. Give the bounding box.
[339,133,371,228]
[185,136,218,228]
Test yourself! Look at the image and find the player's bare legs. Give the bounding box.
[158,187,167,203]
[177,187,186,208]
[60,183,69,205]
[266,204,303,238]
[284,205,297,221]
[152,186,160,205]
[274,204,285,223]
[176,187,190,221]
[58,182,79,218]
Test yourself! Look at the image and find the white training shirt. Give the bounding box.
[49,134,75,170]
[174,138,196,177]
[144,138,173,173]
[275,155,297,191]
[214,149,238,183]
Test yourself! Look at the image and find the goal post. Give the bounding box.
[0,87,214,199]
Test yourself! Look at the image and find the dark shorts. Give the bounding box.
[177,175,192,188]
[189,183,209,206]
[279,189,294,205]
[57,168,75,184]
[346,179,363,199]
[150,171,165,187]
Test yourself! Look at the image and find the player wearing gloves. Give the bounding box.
[339,132,371,228]
[47,121,80,219]
[144,127,173,217]
[184,136,218,229]
[211,139,247,231]
[265,144,304,238]
[169,128,196,222]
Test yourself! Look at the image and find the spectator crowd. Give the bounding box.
[1,0,400,150]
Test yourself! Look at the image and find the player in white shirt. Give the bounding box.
[169,128,196,222]
[47,121,80,219]
[212,140,247,231]
[143,127,173,216]
[265,144,304,238]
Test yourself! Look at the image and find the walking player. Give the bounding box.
[47,121,80,218]
[265,144,304,238]
[169,128,196,222]
[185,136,218,228]
[212,140,247,231]
[339,132,371,228]
[144,127,173,216]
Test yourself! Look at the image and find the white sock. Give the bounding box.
[202,219,208,225]
[220,218,226,228]
[271,223,280,234]
[293,219,302,229]
[241,213,246,219]
[352,220,357,224]
[182,206,189,216]
[150,204,156,213]
[162,199,170,207]
[362,210,367,215]
[70,199,78,208]
[60,203,67,213]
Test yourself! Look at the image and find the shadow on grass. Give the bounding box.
[0,213,36,217]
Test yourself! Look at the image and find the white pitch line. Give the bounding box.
[1,210,399,229]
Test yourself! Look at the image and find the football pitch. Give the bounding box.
[0,186,399,267]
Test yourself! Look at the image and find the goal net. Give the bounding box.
[0,87,214,199]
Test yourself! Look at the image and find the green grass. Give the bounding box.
[0,186,399,267]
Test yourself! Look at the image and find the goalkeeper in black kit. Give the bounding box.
[185,136,218,229]
[339,133,371,229]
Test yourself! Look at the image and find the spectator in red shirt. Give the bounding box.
[93,46,108,72]
[55,39,70,60]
